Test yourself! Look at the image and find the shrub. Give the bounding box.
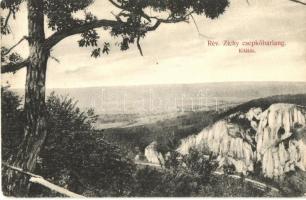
[133,148,218,197]
[1,89,136,197]
[1,86,25,161]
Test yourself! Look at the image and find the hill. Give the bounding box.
[215,93,306,121]
[99,93,306,157]
[13,82,306,114]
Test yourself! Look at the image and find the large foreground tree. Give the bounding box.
[1,0,231,196]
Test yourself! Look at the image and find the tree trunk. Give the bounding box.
[3,0,49,196]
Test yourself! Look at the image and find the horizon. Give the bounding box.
[10,80,306,115]
[8,80,306,90]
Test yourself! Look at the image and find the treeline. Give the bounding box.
[99,110,219,156]
[216,93,306,121]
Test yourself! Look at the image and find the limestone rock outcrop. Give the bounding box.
[177,103,306,178]
[256,104,306,177]
[144,141,164,165]
[177,120,256,174]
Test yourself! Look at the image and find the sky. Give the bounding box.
[1,0,306,88]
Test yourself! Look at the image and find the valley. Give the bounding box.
[9,82,306,196]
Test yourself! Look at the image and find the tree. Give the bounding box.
[1,88,136,196]
[1,0,230,196]
[36,93,135,197]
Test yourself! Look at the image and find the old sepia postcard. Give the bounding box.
[1,0,306,198]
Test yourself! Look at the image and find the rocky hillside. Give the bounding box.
[256,104,306,177]
[177,103,306,178]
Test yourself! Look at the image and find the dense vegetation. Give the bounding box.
[1,87,25,161]
[99,93,306,158]
[2,87,293,197]
[98,110,219,156]
[2,87,135,197]
[133,148,275,197]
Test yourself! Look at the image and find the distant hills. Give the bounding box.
[216,93,306,121]
[98,91,306,167]
[13,82,306,114]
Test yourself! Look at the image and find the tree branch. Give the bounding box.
[108,0,123,9]
[1,58,29,74]
[190,15,212,39]
[44,8,196,51]
[45,18,163,50]
[288,0,306,5]
[2,163,85,198]
[3,8,12,31]
[2,162,41,178]
[44,19,122,50]
[108,0,152,22]
[30,177,85,198]
[2,36,28,56]
[146,20,162,31]
[136,36,143,56]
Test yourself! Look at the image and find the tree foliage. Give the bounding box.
[1,86,25,161]
[1,0,231,73]
[1,89,135,197]
[132,148,270,197]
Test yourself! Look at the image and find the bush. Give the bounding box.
[133,148,219,197]
[132,147,277,197]
[35,130,136,196]
[1,86,25,161]
[132,166,199,197]
[1,89,136,197]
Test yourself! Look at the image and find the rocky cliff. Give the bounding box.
[256,104,306,177]
[177,103,306,178]
[144,141,165,165]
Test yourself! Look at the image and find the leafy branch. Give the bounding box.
[2,36,28,56]
[1,58,29,74]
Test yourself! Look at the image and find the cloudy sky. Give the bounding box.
[1,0,306,88]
